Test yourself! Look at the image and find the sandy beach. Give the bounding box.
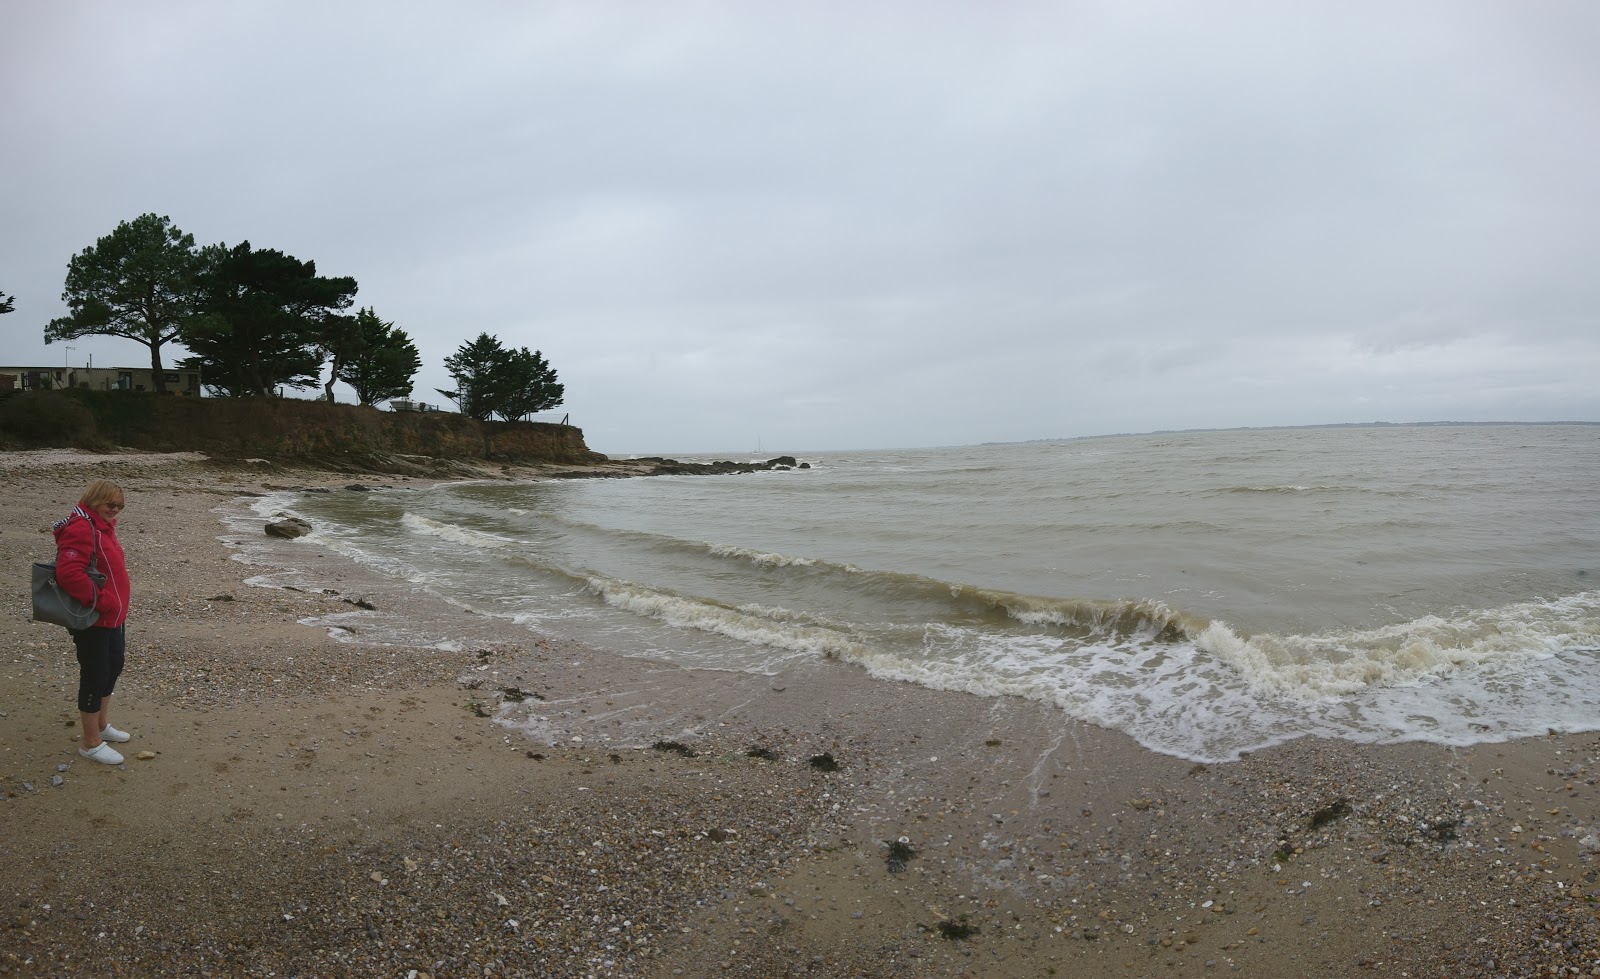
[4,450,1599,978]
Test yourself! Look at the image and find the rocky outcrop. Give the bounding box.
[630,455,810,476]
[0,391,818,481]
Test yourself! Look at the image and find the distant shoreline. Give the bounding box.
[983,417,1600,447]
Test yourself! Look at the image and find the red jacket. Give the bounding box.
[52,506,130,629]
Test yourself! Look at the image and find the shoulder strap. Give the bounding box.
[53,507,102,571]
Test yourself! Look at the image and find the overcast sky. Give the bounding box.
[3,2,1596,455]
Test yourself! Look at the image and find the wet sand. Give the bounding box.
[3,450,1598,977]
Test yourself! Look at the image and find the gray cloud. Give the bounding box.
[3,1,1595,453]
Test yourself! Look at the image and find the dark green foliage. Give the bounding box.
[438,332,563,421]
[0,289,13,314]
[45,214,203,393]
[317,309,365,402]
[181,241,358,397]
[437,332,503,420]
[335,307,421,405]
[493,346,564,421]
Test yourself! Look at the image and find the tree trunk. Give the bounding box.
[323,355,340,402]
[148,342,168,394]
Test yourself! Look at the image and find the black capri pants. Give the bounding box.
[72,625,125,714]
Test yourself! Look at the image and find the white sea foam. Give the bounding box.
[401,512,513,548]
[815,592,1600,762]
[707,542,820,568]
[585,576,863,664]
[1197,591,1600,699]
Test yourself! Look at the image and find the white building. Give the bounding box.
[0,365,203,395]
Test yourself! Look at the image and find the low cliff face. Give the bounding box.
[0,391,602,466]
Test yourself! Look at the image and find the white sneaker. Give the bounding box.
[101,725,131,743]
[79,743,124,765]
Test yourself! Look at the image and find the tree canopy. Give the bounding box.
[493,346,564,421]
[438,332,563,422]
[0,289,14,315]
[41,216,574,421]
[45,213,202,393]
[334,307,421,406]
[181,241,358,397]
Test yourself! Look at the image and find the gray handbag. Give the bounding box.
[31,558,104,630]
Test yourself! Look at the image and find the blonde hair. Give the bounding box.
[79,479,125,510]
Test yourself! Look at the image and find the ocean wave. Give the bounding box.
[957,588,1210,643]
[1219,484,1338,494]
[400,512,515,548]
[583,575,866,660]
[1197,591,1600,698]
[706,542,828,569]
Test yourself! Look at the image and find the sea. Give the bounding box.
[241,423,1600,764]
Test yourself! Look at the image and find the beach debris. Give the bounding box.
[1307,798,1352,830]
[136,751,156,761]
[808,752,840,772]
[343,596,377,610]
[885,836,916,873]
[51,775,64,787]
[467,702,491,718]
[206,594,234,602]
[984,738,1002,747]
[651,740,698,758]
[264,516,313,539]
[745,746,780,761]
[498,686,543,702]
[344,484,374,492]
[934,919,978,941]
[1129,798,1155,811]
[1418,817,1460,843]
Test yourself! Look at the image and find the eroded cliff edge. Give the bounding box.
[0,390,807,478]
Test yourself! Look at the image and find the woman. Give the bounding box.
[52,479,133,766]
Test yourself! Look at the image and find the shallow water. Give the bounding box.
[254,424,1600,762]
